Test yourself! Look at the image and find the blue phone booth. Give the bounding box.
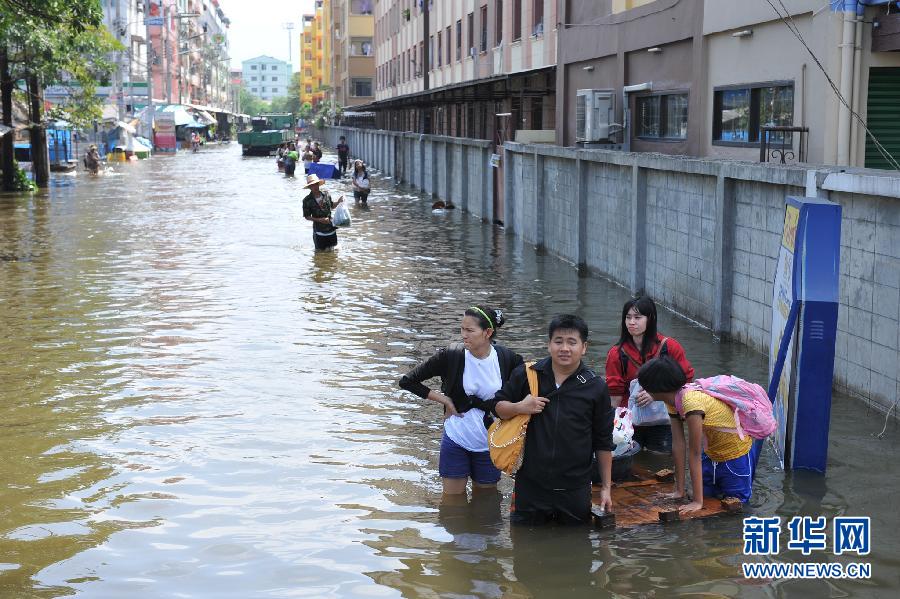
[767,196,842,472]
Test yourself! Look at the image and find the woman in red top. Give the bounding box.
[604,295,694,454]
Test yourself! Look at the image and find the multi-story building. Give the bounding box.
[98,0,233,114]
[372,1,557,140]
[300,7,326,107]
[558,0,900,169]
[329,0,376,108]
[242,56,292,101]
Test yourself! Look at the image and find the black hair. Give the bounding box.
[637,356,687,393]
[547,314,589,342]
[353,161,368,178]
[464,306,506,339]
[618,295,659,360]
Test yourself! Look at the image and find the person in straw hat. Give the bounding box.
[301,173,344,250]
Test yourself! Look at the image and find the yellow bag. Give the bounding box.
[488,362,538,475]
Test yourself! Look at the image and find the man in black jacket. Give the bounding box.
[492,314,614,524]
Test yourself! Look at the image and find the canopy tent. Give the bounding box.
[184,120,208,129]
[154,104,195,126]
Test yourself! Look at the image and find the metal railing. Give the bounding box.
[760,126,809,164]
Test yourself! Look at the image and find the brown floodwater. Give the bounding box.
[0,144,897,597]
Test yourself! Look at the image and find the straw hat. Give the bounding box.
[302,173,326,188]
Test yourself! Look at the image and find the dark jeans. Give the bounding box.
[338,154,348,173]
[313,230,337,250]
[511,475,592,525]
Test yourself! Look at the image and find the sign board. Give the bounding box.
[489,153,501,168]
[767,196,841,472]
[155,111,176,153]
[144,16,164,26]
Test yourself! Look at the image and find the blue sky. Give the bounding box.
[224,0,316,70]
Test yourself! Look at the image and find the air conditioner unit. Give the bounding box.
[575,89,614,143]
[469,47,477,57]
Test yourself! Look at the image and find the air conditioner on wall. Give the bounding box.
[575,89,615,143]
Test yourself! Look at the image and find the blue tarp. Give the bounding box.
[305,162,340,180]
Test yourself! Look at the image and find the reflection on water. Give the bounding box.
[0,146,897,597]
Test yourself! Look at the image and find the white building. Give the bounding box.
[241,55,292,101]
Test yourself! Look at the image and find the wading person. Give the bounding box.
[351,160,370,206]
[398,306,523,496]
[311,141,323,162]
[336,135,350,175]
[492,314,614,524]
[604,295,693,454]
[283,143,299,177]
[301,173,343,251]
[637,357,762,511]
[84,144,101,174]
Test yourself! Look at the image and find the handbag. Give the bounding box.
[488,362,538,475]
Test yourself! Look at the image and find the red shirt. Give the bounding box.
[603,333,694,407]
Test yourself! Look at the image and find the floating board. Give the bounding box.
[591,468,742,529]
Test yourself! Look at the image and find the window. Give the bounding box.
[429,35,434,69]
[446,26,451,64]
[252,87,258,92]
[495,0,503,46]
[351,0,373,15]
[467,13,474,56]
[261,64,266,70]
[513,0,521,41]
[533,0,543,36]
[272,76,278,82]
[261,86,266,92]
[456,21,462,61]
[250,65,257,70]
[352,78,372,96]
[713,82,794,144]
[261,75,266,81]
[635,93,689,140]
[351,37,374,56]
[305,69,311,76]
[306,85,312,93]
[481,6,488,52]
[251,76,257,81]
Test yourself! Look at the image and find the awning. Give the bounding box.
[193,110,217,125]
[116,120,137,134]
[184,120,208,129]
[156,104,195,126]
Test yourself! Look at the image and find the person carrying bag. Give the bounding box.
[488,362,538,475]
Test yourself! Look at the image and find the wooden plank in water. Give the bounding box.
[591,468,741,529]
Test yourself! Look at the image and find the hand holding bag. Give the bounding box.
[488,362,538,475]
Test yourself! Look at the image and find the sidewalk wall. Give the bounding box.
[320,126,900,416]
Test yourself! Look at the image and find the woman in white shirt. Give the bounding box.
[351,159,371,206]
[399,306,523,495]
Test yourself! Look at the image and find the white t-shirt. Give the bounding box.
[444,346,502,452]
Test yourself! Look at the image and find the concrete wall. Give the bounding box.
[321,125,900,416]
[320,126,495,222]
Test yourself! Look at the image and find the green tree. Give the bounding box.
[239,85,269,116]
[1,0,114,190]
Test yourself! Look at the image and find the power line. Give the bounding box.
[763,0,900,170]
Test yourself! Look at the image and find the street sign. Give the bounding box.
[144,17,164,26]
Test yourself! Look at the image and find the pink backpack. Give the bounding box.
[674,375,777,440]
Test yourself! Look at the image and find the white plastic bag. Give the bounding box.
[611,407,634,457]
[332,202,351,227]
[628,379,670,426]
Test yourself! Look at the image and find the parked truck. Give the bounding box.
[237,113,295,156]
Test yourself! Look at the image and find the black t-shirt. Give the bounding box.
[302,191,335,233]
[336,143,349,156]
[312,147,323,160]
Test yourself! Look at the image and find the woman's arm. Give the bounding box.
[603,346,626,405]
[670,416,686,499]
[682,414,705,512]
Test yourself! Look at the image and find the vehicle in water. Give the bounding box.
[237,113,295,156]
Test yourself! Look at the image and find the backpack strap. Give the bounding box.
[618,345,629,378]
[658,337,669,357]
[525,362,539,397]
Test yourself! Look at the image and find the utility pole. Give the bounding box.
[283,22,295,64]
[146,11,154,142]
[422,0,430,133]
[115,0,124,121]
[164,3,172,104]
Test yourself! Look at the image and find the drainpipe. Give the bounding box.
[836,2,857,166]
[622,82,652,153]
[849,5,864,166]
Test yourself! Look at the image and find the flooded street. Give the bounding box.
[1,144,898,598]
